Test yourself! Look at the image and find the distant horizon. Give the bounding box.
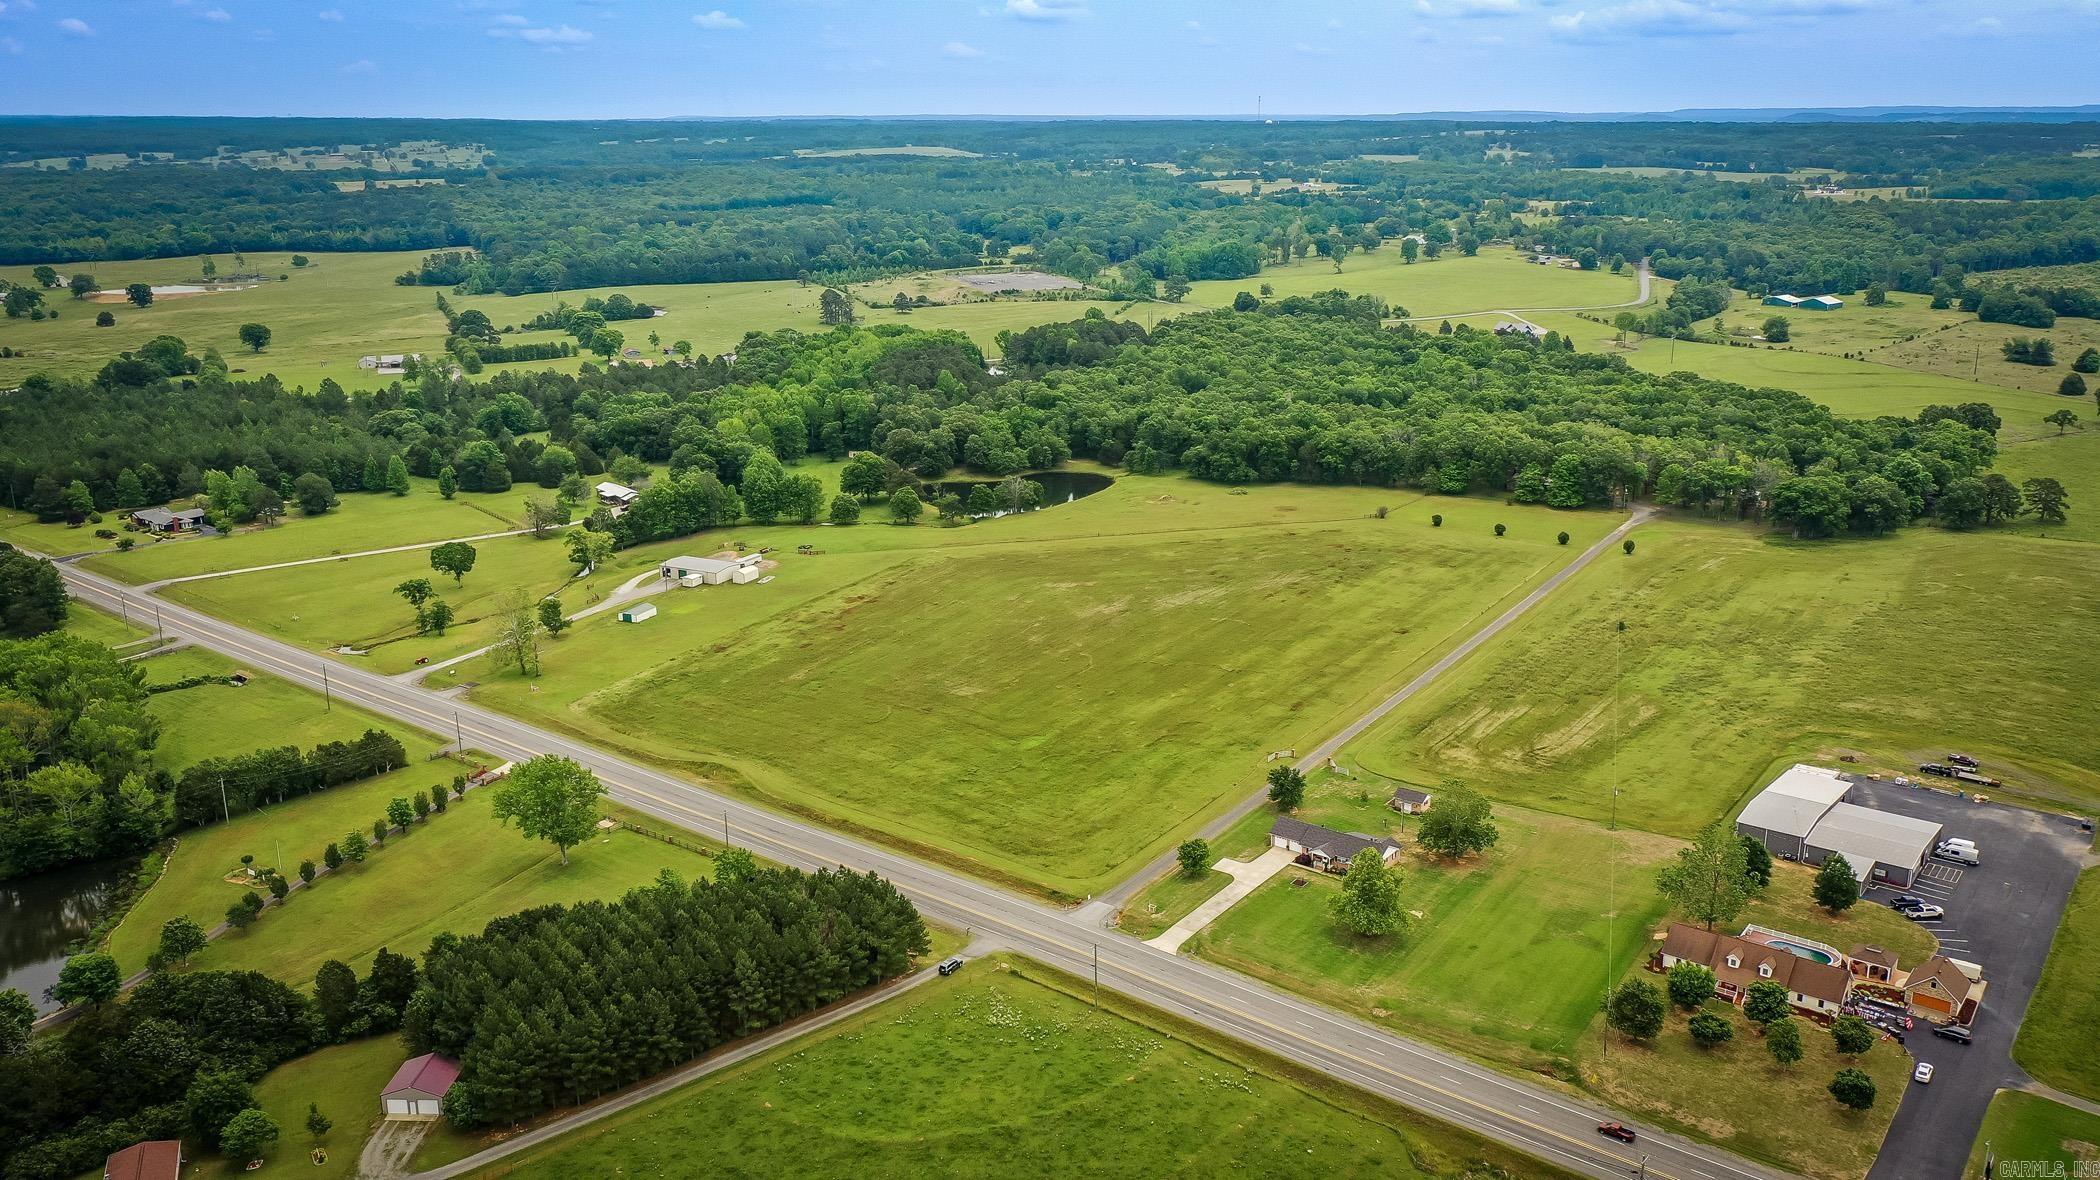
[0,1,2093,121]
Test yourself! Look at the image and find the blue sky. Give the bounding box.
[0,0,2093,118]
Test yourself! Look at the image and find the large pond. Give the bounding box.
[2,857,134,1013]
[923,469,1114,509]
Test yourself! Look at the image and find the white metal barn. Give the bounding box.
[661,555,738,585]
[619,602,657,623]
[381,1053,460,1120]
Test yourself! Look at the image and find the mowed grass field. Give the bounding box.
[465,956,1572,1180]
[1965,1092,2100,1179]
[138,645,431,772]
[0,250,448,391]
[1185,244,1642,318]
[2014,869,2100,1101]
[1185,802,1677,1072]
[461,479,1605,897]
[1349,517,2100,834]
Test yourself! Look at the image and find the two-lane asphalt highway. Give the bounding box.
[54,559,1795,1180]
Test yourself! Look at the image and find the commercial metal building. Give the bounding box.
[1734,763,1852,860]
[1803,803,1942,888]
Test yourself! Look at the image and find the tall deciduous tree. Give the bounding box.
[1415,784,1499,858]
[1813,853,1861,913]
[52,951,122,1007]
[1605,978,1665,1040]
[1265,764,1305,812]
[490,755,606,865]
[430,541,477,585]
[1658,821,1756,930]
[1331,848,1406,936]
[487,591,543,677]
[158,916,208,968]
[238,323,272,353]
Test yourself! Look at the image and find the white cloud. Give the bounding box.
[1548,0,1885,37]
[493,13,528,25]
[691,9,743,28]
[942,39,983,57]
[1292,40,1334,55]
[341,57,375,73]
[55,16,91,35]
[200,7,232,21]
[487,19,592,45]
[317,7,343,19]
[1005,0,1087,22]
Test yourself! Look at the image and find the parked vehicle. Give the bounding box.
[1932,1024,1974,1044]
[1936,845,1981,866]
[937,955,966,977]
[1955,769,2001,788]
[1937,838,1977,852]
[1920,763,1955,778]
[1886,894,1927,909]
[1946,753,1980,769]
[1597,1122,1638,1144]
[1904,903,1946,921]
[1892,776,1912,787]
[1914,1062,1935,1084]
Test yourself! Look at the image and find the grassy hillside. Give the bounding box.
[1349,516,2100,832]
[1186,244,1641,317]
[2015,869,2100,1101]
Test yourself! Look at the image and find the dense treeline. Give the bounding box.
[405,863,928,1126]
[0,970,314,1180]
[0,633,162,879]
[171,729,408,829]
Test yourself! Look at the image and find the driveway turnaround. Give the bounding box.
[50,555,1793,1180]
[1146,846,1297,954]
[1845,776,2090,1180]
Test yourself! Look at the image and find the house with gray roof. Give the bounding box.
[1269,816,1402,873]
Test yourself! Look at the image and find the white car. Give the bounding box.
[1904,904,1946,921]
[1914,1062,1935,1084]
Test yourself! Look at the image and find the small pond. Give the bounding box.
[2,857,134,1013]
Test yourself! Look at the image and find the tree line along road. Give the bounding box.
[45,553,1795,1180]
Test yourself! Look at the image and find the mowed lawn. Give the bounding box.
[2014,869,2100,1101]
[1994,428,2100,545]
[0,250,448,392]
[1186,802,1678,1072]
[183,1034,412,1180]
[467,957,1568,1180]
[1350,517,2100,834]
[509,487,1596,897]
[1186,244,1642,318]
[1965,1092,2100,1178]
[138,645,434,773]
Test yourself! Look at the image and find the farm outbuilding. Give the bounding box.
[382,1052,461,1120]
[661,555,738,585]
[618,602,657,623]
[1735,763,1851,861]
[1803,803,1941,888]
[1801,295,1844,310]
[1388,787,1433,814]
[1763,293,1805,307]
[103,1140,182,1180]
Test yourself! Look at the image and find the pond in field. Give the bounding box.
[2,857,133,1013]
[923,469,1114,512]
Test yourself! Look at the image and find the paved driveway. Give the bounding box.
[1847,778,2091,1180]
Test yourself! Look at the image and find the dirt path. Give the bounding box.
[359,1117,433,1180]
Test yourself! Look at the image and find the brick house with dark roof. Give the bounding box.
[1268,816,1402,873]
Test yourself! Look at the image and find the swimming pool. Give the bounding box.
[1763,938,1839,964]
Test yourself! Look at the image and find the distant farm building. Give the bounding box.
[1494,320,1546,339]
[1735,763,1851,860]
[618,602,657,623]
[1763,294,1805,307]
[595,482,638,514]
[1802,295,1844,310]
[129,506,207,534]
[1269,816,1402,874]
[382,1052,460,1120]
[1388,787,1434,814]
[357,353,418,372]
[103,1140,182,1180]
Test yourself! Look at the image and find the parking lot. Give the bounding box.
[1846,777,2092,1180]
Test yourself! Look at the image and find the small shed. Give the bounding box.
[1388,787,1433,814]
[1802,295,1844,311]
[619,602,657,623]
[382,1052,461,1120]
[104,1140,182,1180]
[730,566,761,585]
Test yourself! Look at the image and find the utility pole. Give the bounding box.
[453,710,464,757]
[321,662,332,711]
[153,602,164,642]
[1091,943,1100,1008]
[218,776,230,825]
[724,809,731,843]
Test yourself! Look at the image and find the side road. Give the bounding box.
[1095,505,1654,915]
[398,957,955,1179]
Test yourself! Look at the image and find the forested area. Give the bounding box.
[0,633,163,879]
[406,863,927,1125]
[0,969,315,1180]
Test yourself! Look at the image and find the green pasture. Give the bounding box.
[2014,869,2100,1101]
[0,250,447,391]
[1187,803,1677,1072]
[456,956,1567,1180]
[139,645,431,773]
[1965,1092,2100,1179]
[1116,865,1232,941]
[461,477,1604,898]
[1995,430,2100,544]
[1563,166,1840,182]
[1186,245,1643,319]
[1349,516,2100,834]
[59,599,151,647]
